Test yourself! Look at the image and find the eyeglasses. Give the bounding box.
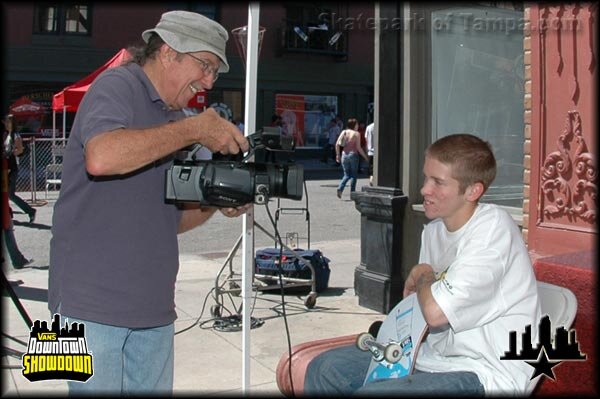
[186,53,219,82]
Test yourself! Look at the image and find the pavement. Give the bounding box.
[2,161,382,397]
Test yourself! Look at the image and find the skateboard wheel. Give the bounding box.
[356,333,374,351]
[304,292,317,309]
[384,343,402,363]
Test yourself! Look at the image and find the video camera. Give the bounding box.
[165,128,304,207]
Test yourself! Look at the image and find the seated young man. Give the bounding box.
[304,133,541,396]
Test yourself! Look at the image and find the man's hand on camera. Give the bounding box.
[220,204,252,218]
[193,108,249,155]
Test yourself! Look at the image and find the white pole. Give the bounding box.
[241,2,260,394]
[62,106,67,143]
[52,108,57,164]
[52,108,56,142]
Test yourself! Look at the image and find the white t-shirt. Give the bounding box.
[415,203,541,396]
[365,123,374,156]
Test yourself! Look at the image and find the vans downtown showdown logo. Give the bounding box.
[22,314,93,382]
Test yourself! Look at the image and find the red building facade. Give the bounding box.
[524,4,597,395]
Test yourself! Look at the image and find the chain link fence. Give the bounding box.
[15,137,67,203]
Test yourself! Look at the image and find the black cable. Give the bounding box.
[175,286,216,335]
[175,247,236,336]
[176,251,264,335]
[176,224,268,336]
[212,315,264,332]
[174,197,296,395]
[264,201,296,397]
[176,280,264,335]
[175,244,255,335]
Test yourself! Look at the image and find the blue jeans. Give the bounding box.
[338,152,360,193]
[304,344,485,396]
[2,219,29,268]
[9,169,35,217]
[60,314,174,396]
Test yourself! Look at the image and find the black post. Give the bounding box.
[352,187,406,312]
[351,3,407,314]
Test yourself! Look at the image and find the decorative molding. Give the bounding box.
[541,110,597,224]
[587,3,597,73]
[549,5,564,75]
[570,4,580,103]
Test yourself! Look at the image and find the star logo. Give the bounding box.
[525,347,561,380]
[500,315,586,383]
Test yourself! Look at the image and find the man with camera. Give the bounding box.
[48,11,249,395]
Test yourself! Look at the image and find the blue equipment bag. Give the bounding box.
[255,247,331,292]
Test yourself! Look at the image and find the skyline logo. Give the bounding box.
[22,314,93,382]
[500,315,586,381]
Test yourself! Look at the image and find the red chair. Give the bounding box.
[276,334,358,397]
[275,281,579,397]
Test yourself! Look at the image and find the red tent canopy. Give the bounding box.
[51,47,208,112]
[52,48,132,112]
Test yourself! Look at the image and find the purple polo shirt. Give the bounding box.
[49,63,184,328]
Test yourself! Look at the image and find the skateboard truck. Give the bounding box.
[356,332,403,364]
[360,294,428,383]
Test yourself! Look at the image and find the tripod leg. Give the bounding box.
[1,271,33,327]
[1,271,34,363]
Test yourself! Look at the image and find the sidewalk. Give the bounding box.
[2,193,383,396]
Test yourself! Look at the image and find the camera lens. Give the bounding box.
[257,164,303,201]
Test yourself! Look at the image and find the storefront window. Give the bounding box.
[34,3,91,35]
[431,6,525,207]
[275,94,338,148]
[283,3,348,56]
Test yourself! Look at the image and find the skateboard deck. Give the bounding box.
[360,293,428,385]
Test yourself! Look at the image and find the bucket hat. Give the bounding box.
[142,11,229,73]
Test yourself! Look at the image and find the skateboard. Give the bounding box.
[357,293,428,384]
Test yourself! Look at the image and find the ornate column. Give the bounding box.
[352,187,407,312]
[351,3,408,314]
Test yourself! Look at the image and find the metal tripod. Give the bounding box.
[1,271,33,368]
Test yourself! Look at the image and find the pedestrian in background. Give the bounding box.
[365,121,375,186]
[358,121,367,174]
[2,117,32,269]
[48,11,249,396]
[323,116,341,164]
[335,118,368,199]
[3,114,36,223]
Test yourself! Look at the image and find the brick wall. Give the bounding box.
[522,6,532,247]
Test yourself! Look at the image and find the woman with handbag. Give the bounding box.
[335,118,369,199]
